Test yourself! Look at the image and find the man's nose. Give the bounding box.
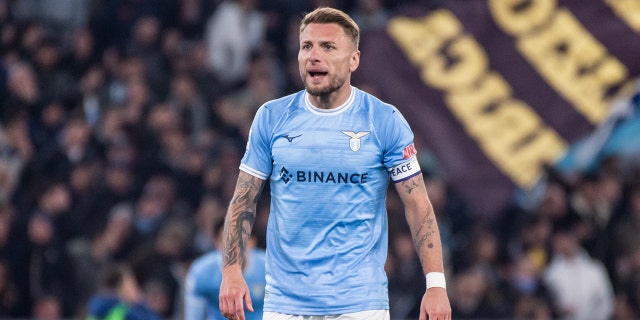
[308,47,320,62]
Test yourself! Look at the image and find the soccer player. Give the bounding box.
[184,220,266,320]
[86,263,161,320]
[219,6,451,320]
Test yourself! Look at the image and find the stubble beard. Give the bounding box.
[303,75,346,97]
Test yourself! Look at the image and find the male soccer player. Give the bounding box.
[219,6,451,320]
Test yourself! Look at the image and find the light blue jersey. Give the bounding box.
[240,87,421,315]
[184,249,267,320]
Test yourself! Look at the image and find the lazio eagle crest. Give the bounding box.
[341,131,370,151]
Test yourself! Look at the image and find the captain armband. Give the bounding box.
[389,157,421,182]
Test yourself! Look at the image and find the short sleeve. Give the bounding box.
[380,106,421,183]
[240,105,272,180]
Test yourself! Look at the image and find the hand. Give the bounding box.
[419,287,451,320]
[219,266,254,320]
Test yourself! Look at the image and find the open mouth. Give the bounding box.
[308,71,328,78]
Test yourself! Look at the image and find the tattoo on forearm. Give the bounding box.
[223,175,264,267]
[401,178,419,194]
[231,174,264,206]
[223,210,256,267]
[414,210,436,251]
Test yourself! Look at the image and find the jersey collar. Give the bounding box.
[304,86,355,116]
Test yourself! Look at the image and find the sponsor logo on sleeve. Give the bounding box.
[403,143,417,159]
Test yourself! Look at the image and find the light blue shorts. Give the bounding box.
[262,310,389,320]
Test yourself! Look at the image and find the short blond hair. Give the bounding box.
[300,7,360,49]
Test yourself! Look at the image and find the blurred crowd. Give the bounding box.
[1,0,640,319]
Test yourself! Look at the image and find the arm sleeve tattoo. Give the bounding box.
[223,173,265,267]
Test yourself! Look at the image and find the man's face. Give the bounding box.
[298,23,360,97]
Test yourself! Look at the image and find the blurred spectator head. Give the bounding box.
[154,218,191,259]
[28,214,54,246]
[79,64,106,95]
[392,231,416,263]
[466,225,500,267]
[19,21,46,57]
[32,294,62,320]
[512,294,553,320]
[537,179,571,220]
[70,27,96,64]
[37,181,71,216]
[105,133,137,167]
[131,15,162,49]
[451,266,489,316]
[104,162,135,196]
[60,115,92,163]
[40,101,67,131]
[519,215,552,272]
[424,174,447,214]
[6,61,39,105]
[133,174,176,235]
[96,108,125,144]
[146,102,181,133]
[507,254,540,295]
[33,36,61,71]
[551,215,581,257]
[194,193,226,250]
[158,128,188,169]
[91,202,134,261]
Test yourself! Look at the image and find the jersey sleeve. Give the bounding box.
[183,267,207,320]
[240,105,272,180]
[380,106,421,183]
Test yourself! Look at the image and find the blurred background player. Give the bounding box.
[184,220,266,320]
[85,262,161,320]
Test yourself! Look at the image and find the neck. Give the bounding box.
[307,85,352,109]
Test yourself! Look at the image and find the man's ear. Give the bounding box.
[350,50,361,72]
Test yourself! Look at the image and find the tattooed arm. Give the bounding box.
[219,171,266,320]
[394,173,451,320]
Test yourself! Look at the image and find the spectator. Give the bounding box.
[67,202,137,314]
[0,112,33,203]
[23,211,76,317]
[450,265,505,319]
[498,253,556,318]
[169,0,217,41]
[191,193,227,254]
[2,60,40,117]
[166,72,210,136]
[205,0,265,87]
[349,0,389,32]
[543,216,615,319]
[30,35,76,107]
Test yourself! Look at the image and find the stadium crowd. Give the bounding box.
[1,0,640,319]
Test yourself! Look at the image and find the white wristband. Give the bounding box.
[425,272,446,289]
